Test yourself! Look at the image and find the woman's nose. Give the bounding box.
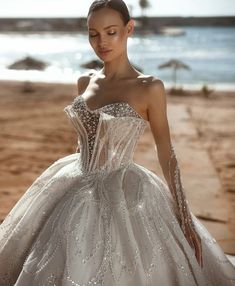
[97,35,107,46]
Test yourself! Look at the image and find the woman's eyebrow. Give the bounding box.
[89,25,118,31]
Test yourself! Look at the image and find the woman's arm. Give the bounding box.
[146,78,203,267]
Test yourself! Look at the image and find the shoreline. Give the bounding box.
[1,79,235,94]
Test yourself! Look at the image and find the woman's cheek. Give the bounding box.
[111,35,121,44]
[111,33,125,45]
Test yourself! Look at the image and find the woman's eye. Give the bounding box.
[89,31,116,37]
[108,31,116,35]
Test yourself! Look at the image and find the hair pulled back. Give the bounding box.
[87,0,131,25]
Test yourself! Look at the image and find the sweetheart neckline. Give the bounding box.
[77,95,148,123]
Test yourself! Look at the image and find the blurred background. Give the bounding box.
[0,0,234,90]
[0,0,235,259]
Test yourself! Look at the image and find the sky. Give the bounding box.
[0,0,235,18]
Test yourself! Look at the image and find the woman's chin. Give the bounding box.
[98,54,112,61]
[98,56,113,63]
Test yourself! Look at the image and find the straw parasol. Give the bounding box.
[158,59,191,89]
[80,60,103,70]
[8,56,48,71]
[7,56,48,92]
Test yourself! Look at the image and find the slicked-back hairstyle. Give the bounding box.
[87,0,131,25]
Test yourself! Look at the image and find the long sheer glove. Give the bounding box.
[160,142,203,268]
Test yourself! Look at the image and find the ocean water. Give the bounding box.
[0,26,235,90]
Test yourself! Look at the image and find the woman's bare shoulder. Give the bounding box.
[141,75,164,87]
[77,70,97,95]
[139,76,167,123]
[136,74,163,88]
[136,74,165,103]
[143,76,166,103]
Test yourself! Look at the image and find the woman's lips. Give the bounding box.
[98,49,113,56]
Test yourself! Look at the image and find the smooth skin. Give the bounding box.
[76,6,203,268]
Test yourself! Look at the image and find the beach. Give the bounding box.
[0,80,234,254]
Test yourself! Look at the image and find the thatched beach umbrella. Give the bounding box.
[7,56,48,92]
[80,60,103,70]
[158,59,191,89]
[8,56,48,71]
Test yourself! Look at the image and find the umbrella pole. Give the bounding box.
[173,67,177,89]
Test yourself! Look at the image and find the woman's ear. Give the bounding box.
[127,19,135,36]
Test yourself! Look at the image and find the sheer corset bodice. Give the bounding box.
[64,96,148,174]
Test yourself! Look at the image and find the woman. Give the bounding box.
[0,0,235,285]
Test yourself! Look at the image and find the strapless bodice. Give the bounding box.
[64,96,148,174]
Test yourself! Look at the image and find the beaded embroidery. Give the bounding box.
[1,96,235,286]
[64,95,147,173]
[167,142,197,242]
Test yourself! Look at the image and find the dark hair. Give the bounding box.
[87,0,131,25]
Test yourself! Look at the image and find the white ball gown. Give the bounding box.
[0,95,235,286]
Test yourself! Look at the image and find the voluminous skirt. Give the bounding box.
[0,153,235,286]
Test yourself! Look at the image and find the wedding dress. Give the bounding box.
[0,95,235,286]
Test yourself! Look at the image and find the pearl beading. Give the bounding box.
[69,96,147,168]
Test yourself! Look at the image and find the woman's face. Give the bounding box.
[87,7,134,62]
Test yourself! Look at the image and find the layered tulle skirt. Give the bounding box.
[0,153,235,286]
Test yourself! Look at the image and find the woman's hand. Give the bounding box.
[184,224,203,268]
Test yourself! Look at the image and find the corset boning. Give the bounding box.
[63,97,147,175]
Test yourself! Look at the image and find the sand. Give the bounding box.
[0,80,234,254]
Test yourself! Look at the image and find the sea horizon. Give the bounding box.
[1,26,234,91]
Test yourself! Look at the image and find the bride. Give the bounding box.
[0,0,235,285]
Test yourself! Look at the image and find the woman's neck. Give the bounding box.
[100,54,137,81]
